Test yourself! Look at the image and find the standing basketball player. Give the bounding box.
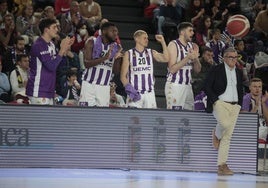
[120,30,169,108]
[165,22,201,110]
[26,18,74,105]
[79,22,121,107]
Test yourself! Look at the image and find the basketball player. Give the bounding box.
[120,30,169,108]
[26,18,74,105]
[79,22,121,107]
[165,22,201,110]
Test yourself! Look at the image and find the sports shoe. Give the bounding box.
[212,129,220,149]
[218,164,234,175]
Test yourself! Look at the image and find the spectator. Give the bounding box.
[58,0,82,37]
[120,31,169,108]
[79,22,121,107]
[2,36,26,75]
[208,0,228,27]
[186,0,205,27]
[157,0,180,35]
[54,0,72,16]
[253,3,268,49]
[195,15,212,46]
[79,0,102,29]
[26,18,74,105]
[206,28,230,64]
[59,69,81,106]
[43,6,56,20]
[71,20,89,54]
[165,22,201,110]
[192,46,215,96]
[109,81,126,108]
[13,0,33,17]
[15,3,40,46]
[204,47,243,175]
[0,13,17,55]
[241,77,268,141]
[234,39,249,84]
[0,0,10,27]
[9,54,29,104]
[0,57,11,103]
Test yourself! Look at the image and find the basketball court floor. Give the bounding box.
[0,167,267,188]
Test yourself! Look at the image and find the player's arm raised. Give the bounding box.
[152,35,169,63]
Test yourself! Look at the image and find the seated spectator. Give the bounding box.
[54,0,72,16]
[186,0,205,27]
[208,0,228,27]
[192,46,215,97]
[234,39,250,82]
[0,0,10,27]
[253,3,268,49]
[15,3,40,46]
[0,13,17,55]
[71,21,89,54]
[157,0,180,42]
[43,6,56,20]
[2,36,27,76]
[195,15,212,46]
[144,0,161,20]
[9,54,29,104]
[206,28,229,64]
[221,0,240,15]
[0,57,11,103]
[58,0,82,37]
[59,69,81,106]
[109,81,126,108]
[241,78,268,141]
[13,0,32,17]
[79,0,102,29]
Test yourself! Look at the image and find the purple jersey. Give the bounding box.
[26,37,62,98]
[128,48,154,93]
[166,39,193,85]
[82,36,119,86]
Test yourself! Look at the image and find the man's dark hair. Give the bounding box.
[234,39,244,47]
[66,69,77,79]
[201,46,213,55]
[177,22,193,34]
[39,18,58,34]
[15,36,25,44]
[16,54,28,62]
[100,22,116,32]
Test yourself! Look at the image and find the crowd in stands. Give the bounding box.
[0,0,267,120]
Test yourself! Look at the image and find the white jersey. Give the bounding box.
[128,48,154,94]
[82,37,116,86]
[166,39,193,85]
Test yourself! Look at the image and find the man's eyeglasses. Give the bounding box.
[225,56,238,61]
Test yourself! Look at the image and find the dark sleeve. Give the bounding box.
[237,69,244,106]
[204,66,219,105]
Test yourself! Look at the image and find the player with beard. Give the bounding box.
[165,22,201,110]
[79,22,121,107]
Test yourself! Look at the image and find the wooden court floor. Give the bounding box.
[0,168,267,188]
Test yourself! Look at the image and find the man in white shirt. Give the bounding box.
[205,48,243,175]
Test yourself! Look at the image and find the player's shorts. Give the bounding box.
[165,82,194,110]
[28,97,53,105]
[127,90,157,109]
[79,81,110,107]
